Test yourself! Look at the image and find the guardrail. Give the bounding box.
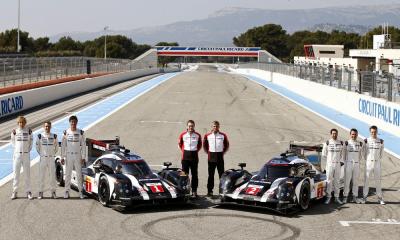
[238,62,400,103]
[0,57,155,88]
[0,67,180,119]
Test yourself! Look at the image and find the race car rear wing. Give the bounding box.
[86,137,121,163]
[55,137,122,166]
[289,143,323,153]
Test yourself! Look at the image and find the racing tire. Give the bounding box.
[55,161,65,187]
[98,175,111,207]
[298,181,311,211]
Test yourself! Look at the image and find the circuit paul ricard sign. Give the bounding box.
[0,95,24,117]
[359,97,400,127]
[156,47,261,58]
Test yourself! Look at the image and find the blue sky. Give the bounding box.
[0,0,399,37]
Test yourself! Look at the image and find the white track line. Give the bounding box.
[339,219,400,227]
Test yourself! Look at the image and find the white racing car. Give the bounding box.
[55,137,191,209]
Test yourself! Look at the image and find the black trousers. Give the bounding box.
[207,152,225,192]
[182,151,199,192]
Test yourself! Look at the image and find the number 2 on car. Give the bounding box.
[245,185,263,195]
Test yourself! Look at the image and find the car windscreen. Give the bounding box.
[306,154,319,165]
[258,164,290,180]
[121,161,152,177]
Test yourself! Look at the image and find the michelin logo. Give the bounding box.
[0,96,24,117]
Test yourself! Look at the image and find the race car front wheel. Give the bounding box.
[98,176,110,207]
[298,181,311,210]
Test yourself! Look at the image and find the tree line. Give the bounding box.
[233,24,400,62]
[3,24,399,62]
[0,29,155,59]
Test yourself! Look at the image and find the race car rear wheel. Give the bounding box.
[98,176,110,207]
[298,181,311,210]
[55,161,65,187]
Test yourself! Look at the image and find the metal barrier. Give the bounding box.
[0,57,156,88]
[237,62,400,103]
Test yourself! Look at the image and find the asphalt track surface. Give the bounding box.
[1,65,399,240]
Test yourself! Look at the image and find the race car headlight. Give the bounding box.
[220,178,231,191]
[131,187,139,195]
[266,189,277,199]
[181,183,188,190]
[234,176,245,186]
[289,167,297,176]
[278,186,287,198]
[278,183,293,199]
[114,179,131,194]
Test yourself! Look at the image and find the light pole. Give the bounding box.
[17,0,21,52]
[104,26,109,60]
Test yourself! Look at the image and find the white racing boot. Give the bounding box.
[11,192,17,200]
[334,197,343,204]
[27,192,34,200]
[324,197,331,205]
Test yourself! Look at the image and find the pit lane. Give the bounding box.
[0,65,399,240]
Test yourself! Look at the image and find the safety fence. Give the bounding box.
[0,57,156,88]
[237,62,400,102]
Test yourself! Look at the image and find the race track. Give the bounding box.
[0,65,399,240]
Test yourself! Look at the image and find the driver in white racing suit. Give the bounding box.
[322,128,344,205]
[11,116,33,200]
[61,115,86,199]
[362,125,385,205]
[343,128,363,203]
[36,121,59,199]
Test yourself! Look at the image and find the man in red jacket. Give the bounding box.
[178,120,202,197]
[203,121,229,196]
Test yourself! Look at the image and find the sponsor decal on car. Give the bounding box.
[85,176,93,193]
[146,183,165,193]
[316,182,324,199]
[245,185,263,195]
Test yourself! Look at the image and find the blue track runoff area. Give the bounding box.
[243,74,400,159]
[0,72,179,181]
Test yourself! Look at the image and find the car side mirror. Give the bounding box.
[163,162,172,169]
[93,164,101,173]
[306,169,316,177]
[238,163,246,170]
[115,164,122,174]
[83,168,94,176]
